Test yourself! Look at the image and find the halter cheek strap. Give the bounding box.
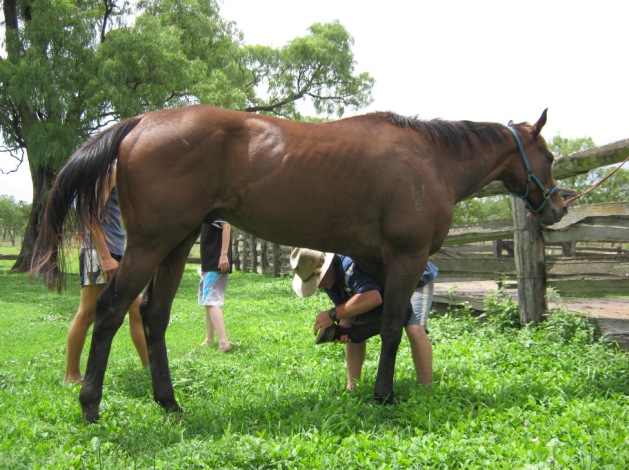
[505,125,558,214]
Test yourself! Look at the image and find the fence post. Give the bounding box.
[511,197,547,325]
[242,235,251,271]
[260,240,268,273]
[272,243,281,277]
[232,235,241,271]
[251,236,259,273]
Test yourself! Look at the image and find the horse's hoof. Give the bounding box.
[159,400,183,413]
[374,394,396,405]
[80,399,100,423]
[163,407,186,424]
[166,404,184,414]
[79,392,101,423]
[82,408,100,423]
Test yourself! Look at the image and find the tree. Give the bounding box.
[548,135,595,157]
[452,195,511,224]
[0,0,374,271]
[549,134,629,205]
[0,195,30,245]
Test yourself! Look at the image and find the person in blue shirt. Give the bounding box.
[290,248,438,390]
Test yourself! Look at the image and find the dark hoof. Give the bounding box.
[81,406,100,423]
[159,399,183,413]
[315,325,336,344]
[79,389,101,423]
[166,404,184,414]
[374,394,396,405]
[164,407,186,424]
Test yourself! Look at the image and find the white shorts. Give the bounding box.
[79,248,122,286]
[198,270,229,307]
[407,283,434,331]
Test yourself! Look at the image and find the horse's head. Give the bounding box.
[503,109,567,225]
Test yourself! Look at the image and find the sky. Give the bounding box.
[2,0,628,203]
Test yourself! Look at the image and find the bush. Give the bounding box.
[540,309,596,344]
[483,286,520,331]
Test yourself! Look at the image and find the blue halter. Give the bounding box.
[505,125,558,214]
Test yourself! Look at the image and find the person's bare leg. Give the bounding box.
[128,294,149,366]
[208,306,231,351]
[405,324,433,389]
[345,341,366,390]
[64,285,102,384]
[201,306,216,345]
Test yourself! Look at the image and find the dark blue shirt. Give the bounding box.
[323,255,438,307]
[83,188,126,256]
[200,220,233,273]
[323,255,381,307]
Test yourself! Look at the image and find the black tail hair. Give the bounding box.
[31,117,142,292]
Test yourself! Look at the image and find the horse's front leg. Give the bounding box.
[374,254,426,404]
[79,281,132,422]
[141,229,200,413]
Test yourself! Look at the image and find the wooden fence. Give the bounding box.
[435,202,629,295]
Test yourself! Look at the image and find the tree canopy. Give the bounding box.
[0,0,374,270]
[548,135,629,205]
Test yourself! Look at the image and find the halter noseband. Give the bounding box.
[505,125,558,214]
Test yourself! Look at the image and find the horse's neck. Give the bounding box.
[449,147,511,203]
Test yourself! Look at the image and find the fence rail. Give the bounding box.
[434,202,629,294]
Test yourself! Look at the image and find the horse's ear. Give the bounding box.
[533,108,548,136]
[508,120,514,126]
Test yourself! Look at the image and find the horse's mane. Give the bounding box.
[379,112,510,153]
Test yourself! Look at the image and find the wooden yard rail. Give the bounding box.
[436,202,629,294]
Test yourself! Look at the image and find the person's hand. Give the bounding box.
[100,256,119,280]
[313,310,334,335]
[337,334,350,344]
[218,254,230,273]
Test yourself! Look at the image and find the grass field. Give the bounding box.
[0,265,628,469]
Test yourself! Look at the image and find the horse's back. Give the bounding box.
[117,105,446,262]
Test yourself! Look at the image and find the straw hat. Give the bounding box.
[290,248,334,298]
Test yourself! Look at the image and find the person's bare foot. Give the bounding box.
[200,339,215,346]
[63,374,83,385]
[218,342,232,352]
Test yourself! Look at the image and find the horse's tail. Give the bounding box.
[31,117,142,293]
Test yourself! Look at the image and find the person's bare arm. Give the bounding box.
[313,290,382,334]
[217,222,231,273]
[92,164,119,279]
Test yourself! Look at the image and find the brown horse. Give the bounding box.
[32,105,566,422]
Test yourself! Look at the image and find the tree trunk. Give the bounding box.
[12,164,55,272]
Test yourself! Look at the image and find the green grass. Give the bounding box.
[0,267,628,469]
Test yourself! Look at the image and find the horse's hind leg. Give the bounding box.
[141,228,200,413]
[79,271,152,422]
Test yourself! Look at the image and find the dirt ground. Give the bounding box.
[434,281,629,320]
